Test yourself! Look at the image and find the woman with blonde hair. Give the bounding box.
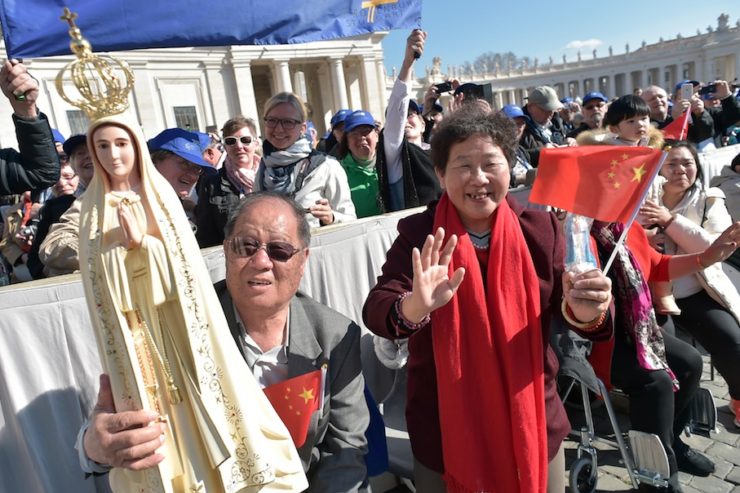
[255,92,356,228]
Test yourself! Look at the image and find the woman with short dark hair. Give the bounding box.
[364,108,613,492]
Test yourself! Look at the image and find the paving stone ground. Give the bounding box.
[564,349,739,493]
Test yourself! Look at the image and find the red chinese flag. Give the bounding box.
[529,146,663,223]
[263,370,322,448]
[661,112,689,140]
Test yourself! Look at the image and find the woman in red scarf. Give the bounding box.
[363,108,613,493]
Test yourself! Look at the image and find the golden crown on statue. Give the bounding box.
[55,7,135,120]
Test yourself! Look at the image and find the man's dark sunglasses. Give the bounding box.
[228,237,302,262]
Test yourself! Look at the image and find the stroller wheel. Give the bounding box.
[569,456,598,493]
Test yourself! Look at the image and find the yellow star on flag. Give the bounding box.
[361,0,398,22]
[607,171,616,179]
[613,182,621,189]
[631,163,647,182]
[622,153,629,160]
[299,387,315,404]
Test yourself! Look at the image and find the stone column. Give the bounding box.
[204,58,231,128]
[273,59,293,93]
[361,56,383,120]
[329,57,349,110]
[508,89,516,106]
[374,58,387,120]
[605,75,614,98]
[293,70,307,102]
[638,70,646,90]
[128,61,161,136]
[494,91,503,110]
[232,59,259,130]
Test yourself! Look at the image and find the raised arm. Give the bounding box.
[0,60,60,194]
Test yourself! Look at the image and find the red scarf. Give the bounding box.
[431,194,547,493]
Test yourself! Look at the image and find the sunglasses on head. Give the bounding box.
[228,237,302,262]
[224,136,253,146]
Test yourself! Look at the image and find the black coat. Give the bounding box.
[0,113,60,195]
[375,131,441,212]
[195,167,241,248]
[519,107,568,167]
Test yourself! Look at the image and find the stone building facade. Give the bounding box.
[404,14,740,109]
[0,33,388,147]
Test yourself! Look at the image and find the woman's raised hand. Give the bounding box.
[402,227,465,323]
[118,202,143,250]
[700,221,740,266]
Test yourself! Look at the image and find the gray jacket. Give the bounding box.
[217,282,369,492]
[710,166,740,223]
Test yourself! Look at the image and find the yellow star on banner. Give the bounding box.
[361,0,398,22]
[299,387,315,404]
[622,153,629,160]
[610,159,618,168]
[607,171,616,179]
[613,182,621,189]
[631,163,647,182]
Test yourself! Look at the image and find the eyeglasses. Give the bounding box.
[228,237,302,262]
[264,117,301,130]
[177,160,203,176]
[224,136,253,146]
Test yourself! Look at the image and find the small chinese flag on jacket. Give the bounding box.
[263,370,323,447]
[529,146,663,223]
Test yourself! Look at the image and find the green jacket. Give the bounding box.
[340,154,380,218]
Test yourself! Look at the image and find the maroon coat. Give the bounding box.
[363,195,610,473]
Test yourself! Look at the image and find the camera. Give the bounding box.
[698,84,717,96]
[679,83,694,101]
[20,219,39,238]
[434,81,453,94]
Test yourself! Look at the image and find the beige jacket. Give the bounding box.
[662,185,740,324]
[38,198,81,277]
[0,203,26,265]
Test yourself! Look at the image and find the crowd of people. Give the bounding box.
[2,25,740,492]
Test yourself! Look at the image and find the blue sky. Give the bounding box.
[381,1,740,76]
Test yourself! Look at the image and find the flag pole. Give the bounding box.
[677,108,691,141]
[602,150,669,274]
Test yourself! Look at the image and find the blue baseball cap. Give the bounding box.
[330,109,352,127]
[408,99,422,115]
[51,128,66,144]
[194,131,212,151]
[501,104,529,121]
[62,134,87,157]
[675,80,700,94]
[582,92,608,105]
[423,102,444,115]
[343,110,376,133]
[560,97,574,105]
[148,128,215,174]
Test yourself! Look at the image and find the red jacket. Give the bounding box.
[363,196,611,472]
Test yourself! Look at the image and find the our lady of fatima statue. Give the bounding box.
[56,9,307,492]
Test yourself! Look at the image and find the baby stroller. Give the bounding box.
[552,319,717,493]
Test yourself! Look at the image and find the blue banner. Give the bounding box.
[0,0,421,59]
